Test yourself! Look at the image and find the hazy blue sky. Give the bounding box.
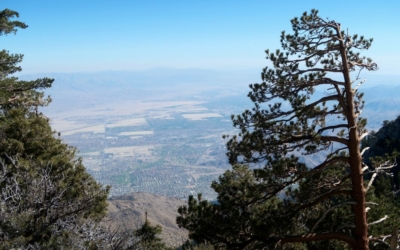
[2,1,400,75]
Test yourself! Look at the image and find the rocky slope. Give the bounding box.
[106,192,188,247]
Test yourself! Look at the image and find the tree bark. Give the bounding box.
[336,22,369,250]
[390,227,398,250]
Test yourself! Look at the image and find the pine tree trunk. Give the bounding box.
[339,28,369,249]
[347,102,368,250]
[391,227,398,250]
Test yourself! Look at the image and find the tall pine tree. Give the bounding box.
[178,9,397,250]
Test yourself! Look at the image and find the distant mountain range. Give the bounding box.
[20,68,256,115]
[19,68,398,131]
[361,84,400,130]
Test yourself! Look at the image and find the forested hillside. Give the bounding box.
[363,116,400,192]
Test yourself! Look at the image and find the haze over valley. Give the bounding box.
[20,69,400,199]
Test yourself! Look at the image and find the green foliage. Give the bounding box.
[360,117,400,248]
[0,8,110,248]
[178,165,352,249]
[129,214,172,250]
[364,116,400,191]
[179,240,217,250]
[177,165,308,249]
[178,9,397,250]
[0,9,27,36]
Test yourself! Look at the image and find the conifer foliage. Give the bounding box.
[178,10,396,249]
[0,9,109,248]
[135,212,173,250]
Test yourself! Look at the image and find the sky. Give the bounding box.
[2,0,400,75]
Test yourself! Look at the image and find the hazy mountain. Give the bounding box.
[360,84,400,130]
[312,83,400,130]
[19,68,259,115]
[21,69,398,128]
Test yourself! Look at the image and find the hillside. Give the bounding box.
[363,116,400,189]
[106,192,188,247]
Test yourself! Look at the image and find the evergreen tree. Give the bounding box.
[177,165,284,249]
[0,9,109,248]
[0,9,53,112]
[178,10,396,250]
[135,212,173,250]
